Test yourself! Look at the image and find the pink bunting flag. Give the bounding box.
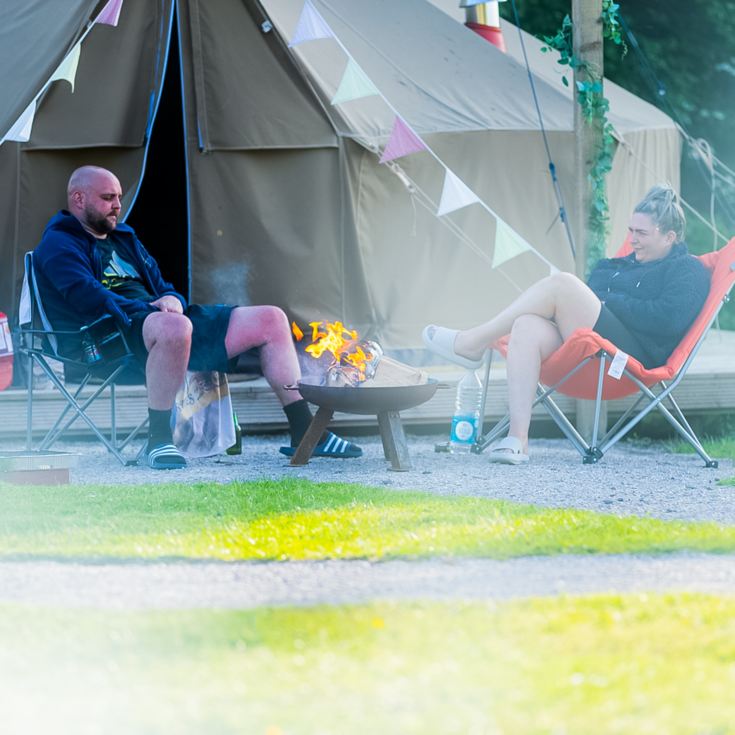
[289,1,334,47]
[95,0,123,27]
[379,117,427,164]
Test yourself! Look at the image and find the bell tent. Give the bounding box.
[0,0,679,349]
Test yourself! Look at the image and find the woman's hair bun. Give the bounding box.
[634,184,686,241]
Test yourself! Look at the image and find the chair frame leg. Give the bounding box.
[473,345,717,467]
[23,352,145,466]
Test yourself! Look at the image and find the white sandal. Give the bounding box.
[488,436,529,465]
[422,325,486,370]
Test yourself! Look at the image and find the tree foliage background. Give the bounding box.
[500,0,735,248]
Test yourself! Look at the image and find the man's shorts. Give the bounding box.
[125,304,236,373]
[593,304,656,369]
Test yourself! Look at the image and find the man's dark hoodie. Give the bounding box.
[33,210,186,333]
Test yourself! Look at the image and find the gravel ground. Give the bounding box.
[1,554,734,610]
[7,432,734,524]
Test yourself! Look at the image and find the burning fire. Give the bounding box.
[292,320,379,382]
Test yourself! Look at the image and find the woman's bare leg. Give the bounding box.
[505,315,564,453]
[454,272,602,358]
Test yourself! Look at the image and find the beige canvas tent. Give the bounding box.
[0,0,678,350]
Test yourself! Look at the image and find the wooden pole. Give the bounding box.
[572,0,607,442]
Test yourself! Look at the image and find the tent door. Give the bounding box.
[125,5,188,300]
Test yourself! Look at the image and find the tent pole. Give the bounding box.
[572,0,607,441]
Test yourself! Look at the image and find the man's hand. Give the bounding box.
[150,295,184,314]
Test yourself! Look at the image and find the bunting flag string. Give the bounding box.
[379,117,427,163]
[5,101,36,143]
[95,0,124,27]
[492,218,533,268]
[1,0,124,147]
[436,169,480,217]
[49,43,81,92]
[288,0,334,47]
[331,58,379,106]
[283,0,560,275]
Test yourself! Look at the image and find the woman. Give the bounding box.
[423,185,710,464]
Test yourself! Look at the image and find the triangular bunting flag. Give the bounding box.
[331,59,379,106]
[437,169,480,216]
[5,100,36,143]
[289,1,334,47]
[49,43,81,92]
[379,117,427,163]
[95,0,123,26]
[549,264,560,275]
[492,219,533,268]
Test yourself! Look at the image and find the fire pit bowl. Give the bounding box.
[296,379,439,415]
[286,379,442,471]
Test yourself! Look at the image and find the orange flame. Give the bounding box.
[293,320,374,377]
[292,322,304,341]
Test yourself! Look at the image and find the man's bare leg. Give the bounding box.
[142,312,193,409]
[224,306,301,406]
[224,306,361,455]
[453,272,602,359]
[140,312,192,467]
[505,315,563,453]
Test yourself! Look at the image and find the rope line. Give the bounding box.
[508,0,576,259]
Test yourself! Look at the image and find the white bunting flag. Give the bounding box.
[289,1,334,47]
[95,0,124,26]
[436,169,480,216]
[5,100,36,143]
[49,43,82,92]
[492,219,533,268]
[331,59,379,106]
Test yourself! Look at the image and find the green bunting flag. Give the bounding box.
[331,59,379,105]
[49,43,81,92]
[492,219,533,268]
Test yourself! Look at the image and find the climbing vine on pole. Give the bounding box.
[542,0,626,271]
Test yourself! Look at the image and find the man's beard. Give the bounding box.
[84,205,117,234]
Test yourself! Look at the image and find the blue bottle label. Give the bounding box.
[450,415,477,444]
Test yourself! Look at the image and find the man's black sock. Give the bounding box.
[283,398,329,447]
[283,399,313,447]
[148,408,174,447]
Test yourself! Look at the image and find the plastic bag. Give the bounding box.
[172,371,236,458]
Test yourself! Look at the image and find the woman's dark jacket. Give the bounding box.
[586,242,710,368]
[33,210,187,332]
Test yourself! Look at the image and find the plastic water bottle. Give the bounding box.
[449,368,483,454]
[80,327,102,365]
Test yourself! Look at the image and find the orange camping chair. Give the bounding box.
[475,236,735,466]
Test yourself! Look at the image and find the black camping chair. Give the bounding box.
[17,252,148,465]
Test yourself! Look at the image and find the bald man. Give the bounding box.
[33,166,362,468]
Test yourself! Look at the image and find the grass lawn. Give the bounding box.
[670,435,735,458]
[2,593,735,735]
[1,478,735,560]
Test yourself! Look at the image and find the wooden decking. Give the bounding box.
[2,330,735,441]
